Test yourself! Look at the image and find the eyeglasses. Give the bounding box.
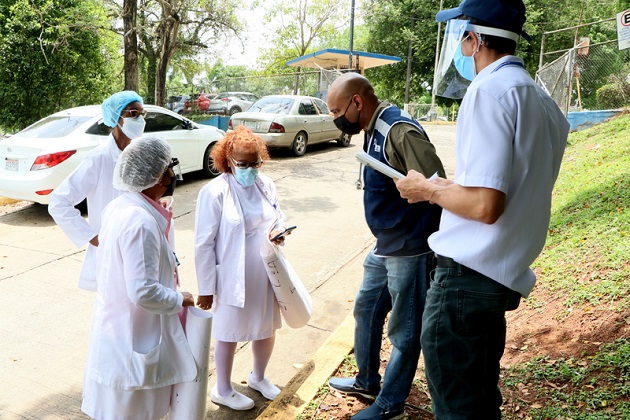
[167,157,180,169]
[230,156,263,169]
[121,109,147,119]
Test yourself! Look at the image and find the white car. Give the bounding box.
[228,95,350,156]
[0,105,225,204]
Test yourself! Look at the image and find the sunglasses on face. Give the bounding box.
[121,109,147,119]
[230,156,263,169]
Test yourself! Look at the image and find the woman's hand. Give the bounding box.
[197,295,214,310]
[181,291,195,307]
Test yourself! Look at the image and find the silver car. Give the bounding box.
[208,92,258,115]
[228,95,350,156]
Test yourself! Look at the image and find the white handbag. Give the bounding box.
[260,239,312,329]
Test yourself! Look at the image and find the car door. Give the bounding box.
[298,98,323,142]
[143,110,200,173]
[313,98,341,141]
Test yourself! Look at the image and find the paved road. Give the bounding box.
[0,123,455,419]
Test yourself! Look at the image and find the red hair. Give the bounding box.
[210,126,270,174]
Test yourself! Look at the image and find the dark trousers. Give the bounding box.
[421,263,521,419]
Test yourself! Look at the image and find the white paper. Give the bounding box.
[168,307,213,420]
[355,151,405,179]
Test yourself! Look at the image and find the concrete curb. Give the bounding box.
[258,311,355,419]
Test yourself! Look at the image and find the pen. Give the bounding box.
[428,172,439,181]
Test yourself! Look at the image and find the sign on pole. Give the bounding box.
[617,9,630,50]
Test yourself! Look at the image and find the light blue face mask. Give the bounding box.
[234,167,259,186]
[453,42,477,81]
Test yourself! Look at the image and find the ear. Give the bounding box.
[353,94,364,111]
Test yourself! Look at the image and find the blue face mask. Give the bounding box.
[234,167,259,186]
[453,43,477,81]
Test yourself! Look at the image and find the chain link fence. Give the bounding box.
[536,17,630,114]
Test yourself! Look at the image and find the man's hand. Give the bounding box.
[181,291,195,307]
[197,295,214,310]
[395,170,433,203]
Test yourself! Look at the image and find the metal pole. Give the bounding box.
[430,0,444,115]
[349,0,355,71]
[405,16,415,107]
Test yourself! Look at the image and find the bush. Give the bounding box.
[596,83,626,109]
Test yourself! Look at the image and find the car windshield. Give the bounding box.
[248,98,294,114]
[15,116,91,138]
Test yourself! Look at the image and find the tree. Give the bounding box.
[122,0,139,91]
[260,0,347,93]
[0,0,119,131]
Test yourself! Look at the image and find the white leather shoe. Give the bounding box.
[210,385,255,410]
[247,372,281,400]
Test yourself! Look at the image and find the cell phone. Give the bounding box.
[270,226,297,242]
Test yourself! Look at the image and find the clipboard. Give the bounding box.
[355,151,405,179]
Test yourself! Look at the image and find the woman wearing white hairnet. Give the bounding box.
[81,136,197,420]
[48,90,147,292]
[195,126,290,411]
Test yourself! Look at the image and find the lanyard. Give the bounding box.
[492,60,525,73]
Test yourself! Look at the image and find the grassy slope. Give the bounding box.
[503,112,630,419]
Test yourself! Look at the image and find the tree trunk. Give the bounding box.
[122,0,138,92]
[145,54,157,105]
[155,3,180,107]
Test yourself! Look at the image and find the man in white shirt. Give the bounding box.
[48,91,146,291]
[396,0,569,417]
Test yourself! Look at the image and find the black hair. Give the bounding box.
[461,15,517,55]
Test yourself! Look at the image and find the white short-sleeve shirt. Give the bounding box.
[429,56,569,297]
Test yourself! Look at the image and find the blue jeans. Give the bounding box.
[353,250,432,412]
[421,265,521,419]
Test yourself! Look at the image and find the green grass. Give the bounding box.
[532,112,630,314]
[503,112,630,417]
[503,338,630,418]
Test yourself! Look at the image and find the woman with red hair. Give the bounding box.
[194,126,290,411]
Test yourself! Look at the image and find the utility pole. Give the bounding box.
[349,0,355,71]
[430,0,444,118]
[404,16,415,109]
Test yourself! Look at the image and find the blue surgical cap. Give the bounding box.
[101,91,144,128]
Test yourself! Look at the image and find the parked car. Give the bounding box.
[228,95,350,156]
[183,93,216,113]
[0,105,225,204]
[208,92,258,115]
[166,94,190,114]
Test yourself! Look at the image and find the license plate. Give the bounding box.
[5,159,18,171]
[244,121,258,130]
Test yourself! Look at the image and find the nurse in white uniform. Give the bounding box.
[49,91,146,291]
[81,136,197,420]
[195,126,289,411]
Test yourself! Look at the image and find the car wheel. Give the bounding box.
[337,133,351,147]
[202,143,221,178]
[291,131,308,156]
[229,106,242,115]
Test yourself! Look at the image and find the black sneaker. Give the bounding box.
[351,402,405,420]
[328,377,380,399]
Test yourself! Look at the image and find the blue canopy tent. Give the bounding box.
[286,48,401,73]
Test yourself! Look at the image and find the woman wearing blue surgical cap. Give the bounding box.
[49,90,146,292]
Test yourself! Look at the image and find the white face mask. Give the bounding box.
[119,116,146,140]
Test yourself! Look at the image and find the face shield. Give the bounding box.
[433,19,521,99]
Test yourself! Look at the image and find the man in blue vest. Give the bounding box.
[326,73,445,420]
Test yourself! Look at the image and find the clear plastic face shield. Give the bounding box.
[433,19,521,99]
[434,19,471,100]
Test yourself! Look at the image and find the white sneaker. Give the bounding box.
[247,372,281,400]
[210,385,255,410]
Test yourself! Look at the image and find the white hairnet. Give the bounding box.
[101,91,144,128]
[113,136,172,193]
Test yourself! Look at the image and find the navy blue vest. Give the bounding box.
[363,106,441,256]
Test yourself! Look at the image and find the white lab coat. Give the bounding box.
[84,192,196,395]
[194,173,285,308]
[48,135,124,291]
